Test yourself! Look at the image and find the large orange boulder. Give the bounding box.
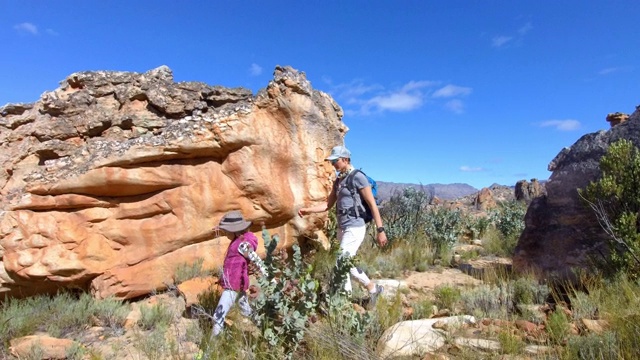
[0,65,345,299]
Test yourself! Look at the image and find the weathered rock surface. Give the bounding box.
[514,178,546,202]
[0,65,346,299]
[513,106,640,279]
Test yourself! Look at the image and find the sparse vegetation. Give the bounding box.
[4,173,640,359]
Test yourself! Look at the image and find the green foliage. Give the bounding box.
[460,284,508,319]
[410,298,434,319]
[463,214,492,240]
[489,200,527,241]
[173,258,207,284]
[0,292,128,346]
[380,187,432,246]
[252,227,318,359]
[563,331,620,360]
[497,329,525,354]
[138,303,174,330]
[424,207,466,257]
[546,310,570,345]
[579,139,640,278]
[433,284,461,311]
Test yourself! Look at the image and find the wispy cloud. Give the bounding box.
[598,66,633,76]
[327,79,471,115]
[249,63,262,76]
[460,165,485,172]
[518,22,533,35]
[45,28,59,36]
[492,22,532,48]
[445,99,465,114]
[492,36,513,48]
[14,22,38,35]
[432,84,472,98]
[538,119,581,131]
[364,92,423,112]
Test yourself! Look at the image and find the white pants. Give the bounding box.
[212,289,252,336]
[338,225,372,293]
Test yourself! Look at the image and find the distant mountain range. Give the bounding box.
[376,181,478,201]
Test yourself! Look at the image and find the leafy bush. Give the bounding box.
[174,258,207,284]
[546,310,570,345]
[463,213,492,240]
[380,187,432,246]
[138,303,174,330]
[460,284,508,319]
[564,331,619,360]
[579,139,640,279]
[0,292,128,346]
[489,200,527,240]
[424,207,466,257]
[252,228,318,359]
[497,329,525,354]
[433,284,461,311]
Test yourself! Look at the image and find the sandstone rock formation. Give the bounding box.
[0,65,346,299]
[606,111,629,127]
[514,106,640,280]
[473,187,496,211]
[514,178,546,202]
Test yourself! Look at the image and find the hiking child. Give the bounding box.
[211,210,260,336]
[298,145,387,306]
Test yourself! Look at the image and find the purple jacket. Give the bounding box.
[221,232,258,291]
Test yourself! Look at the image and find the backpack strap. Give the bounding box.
[346,169,365,218]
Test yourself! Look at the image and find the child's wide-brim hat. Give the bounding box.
[218,210,252,232]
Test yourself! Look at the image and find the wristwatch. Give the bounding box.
[377,227,385,233]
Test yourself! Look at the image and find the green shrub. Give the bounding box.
[433,284,461,311]
[460,284,508,319]
[579,139,640,279]
[463,213,492,240]
[564,332,619,360]
[174,258,207,284]
[252,228,318,359]
[497,329,525,354]
[546,310,570,345]
[489,200,527,243]
[424,207,465,257]
[380,187,432,246]
[138,303,174,330]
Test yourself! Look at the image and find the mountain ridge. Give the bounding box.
[376,181,479,201]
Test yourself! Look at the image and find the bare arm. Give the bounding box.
[359,186,388,247]
[298,183,337,216]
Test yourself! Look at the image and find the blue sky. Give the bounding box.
[3,1,639,189]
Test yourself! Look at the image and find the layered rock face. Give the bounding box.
[514,107,640,279]
[0,66,346,299]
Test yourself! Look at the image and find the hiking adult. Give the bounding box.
[298,145,387,305]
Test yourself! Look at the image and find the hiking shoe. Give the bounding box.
[368,284,384,309]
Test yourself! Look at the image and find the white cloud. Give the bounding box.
[365,92,423,112]
[329,79,472,115]
[539,119,581,131]
[598,66,633,75]
[45,28,59,36]
[14,22,38,35]
[445,99,465,114]
[333,79,384,99]
[492,22,532,48]
[432,84,472,98]
[460,165,485,172]
[249,63,262,76]
[402,80,438,92]
[492,35,512,47]
[518,22,533,35]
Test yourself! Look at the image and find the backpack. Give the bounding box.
[344,169,378,223]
